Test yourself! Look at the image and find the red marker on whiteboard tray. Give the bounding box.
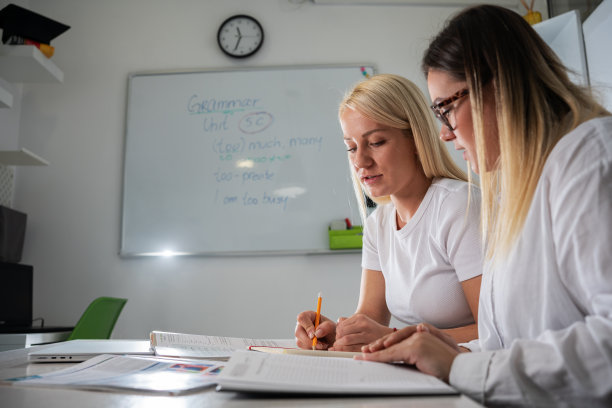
[345,218,352,229]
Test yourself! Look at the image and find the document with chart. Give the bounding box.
[5,354,223,395]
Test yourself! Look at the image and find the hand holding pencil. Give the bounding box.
[295,293,337,350]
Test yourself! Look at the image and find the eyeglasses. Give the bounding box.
[430,88,469,131]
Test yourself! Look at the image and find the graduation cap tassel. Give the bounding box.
[3,34,54,58]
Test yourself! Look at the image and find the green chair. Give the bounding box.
[67,297,127,340]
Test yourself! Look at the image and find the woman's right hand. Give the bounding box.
[295,311,336,350]
[358,323,461,383]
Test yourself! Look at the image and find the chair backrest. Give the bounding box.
[67,297,127,340]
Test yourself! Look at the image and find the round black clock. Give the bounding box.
[217,15,264,58]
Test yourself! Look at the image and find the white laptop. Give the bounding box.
[28,339,153,362]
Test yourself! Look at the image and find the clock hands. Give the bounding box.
[234,27,243,51]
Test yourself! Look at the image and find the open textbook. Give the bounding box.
[150,331,296,359]
[4,354,223,395]
[216,350,457,395]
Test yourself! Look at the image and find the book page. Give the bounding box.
[150,331,296,358]
[216,350,456,395]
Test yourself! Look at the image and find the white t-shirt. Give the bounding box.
[362,177,482,328]
[450,116,612,407]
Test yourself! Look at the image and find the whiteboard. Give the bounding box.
[121,65,374,256]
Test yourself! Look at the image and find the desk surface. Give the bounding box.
[0,346,483,408]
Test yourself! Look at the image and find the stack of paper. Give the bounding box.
[216,350,457,395]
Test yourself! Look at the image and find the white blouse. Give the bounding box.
[451,116,612,407]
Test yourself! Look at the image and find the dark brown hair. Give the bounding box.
[422,4,576,121]
[422,5,609,260]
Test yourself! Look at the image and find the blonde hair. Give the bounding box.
[423,5,610,261]
[339,73,467,222]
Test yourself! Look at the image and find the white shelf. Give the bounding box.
[0,45,63,83]
[0,83,12,108]
[0,148,49,166]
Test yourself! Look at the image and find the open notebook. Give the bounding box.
[150,331,368,359]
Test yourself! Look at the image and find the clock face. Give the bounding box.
[217,15,264,58]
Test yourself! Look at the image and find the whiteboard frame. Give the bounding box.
[119,64,375,257]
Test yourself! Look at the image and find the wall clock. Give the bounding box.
[217,15,264,58]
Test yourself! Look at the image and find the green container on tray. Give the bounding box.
[328,226,363,250]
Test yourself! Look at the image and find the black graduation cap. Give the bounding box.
[0,3,70,44]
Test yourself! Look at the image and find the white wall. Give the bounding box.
[0,77,21,151]
[8,0,519,339]
[0,0,26,216]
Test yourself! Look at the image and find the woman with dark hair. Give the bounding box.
[357,5,612,407]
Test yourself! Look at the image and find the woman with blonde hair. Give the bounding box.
[295,73,483,351]
[359,5,612,407]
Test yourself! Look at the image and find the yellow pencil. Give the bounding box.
[312,292,322,350]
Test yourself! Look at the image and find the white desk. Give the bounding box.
[0,347,484,407]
